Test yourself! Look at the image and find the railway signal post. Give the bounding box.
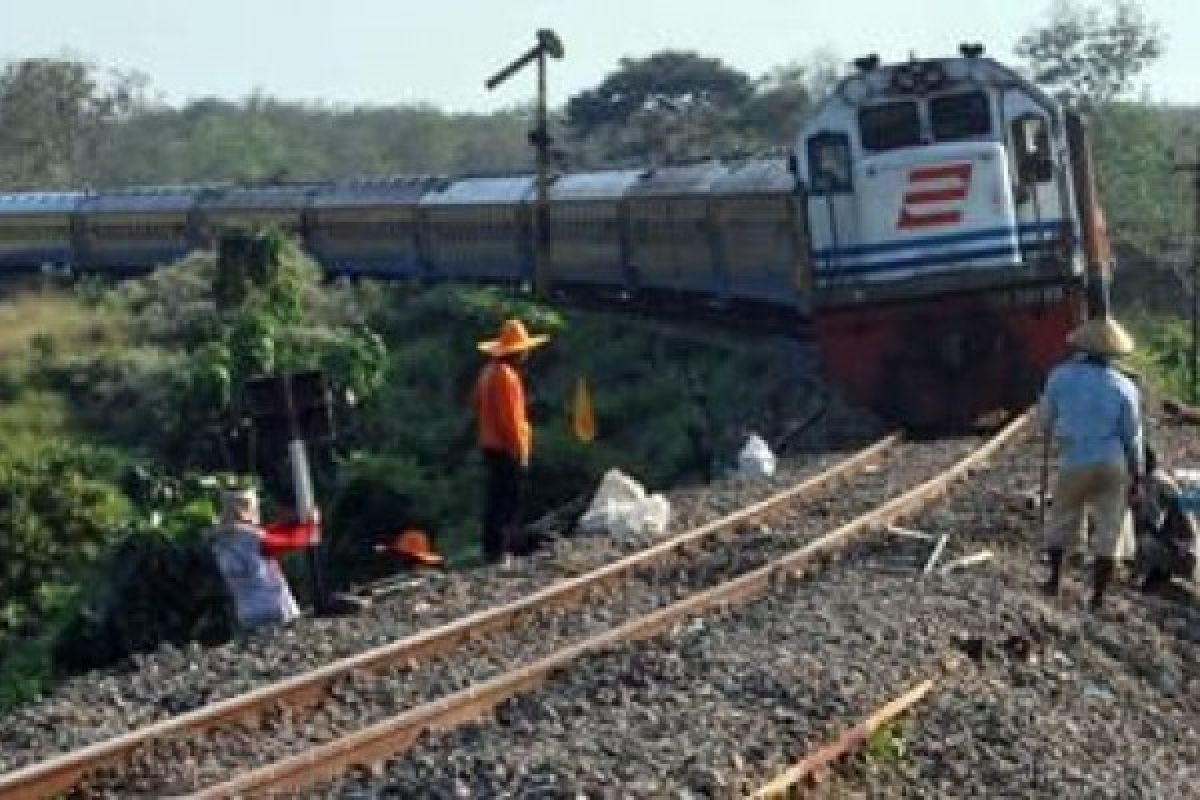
[485,29,564,298]
[245,370,336,613]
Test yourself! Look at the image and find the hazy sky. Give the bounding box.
[2,0,1194,111]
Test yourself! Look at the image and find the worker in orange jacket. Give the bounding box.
[473,318,549,564]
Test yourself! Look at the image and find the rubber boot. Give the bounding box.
[1090,557,1115,611]
[1041,548,1064,597]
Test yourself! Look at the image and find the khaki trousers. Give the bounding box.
[1045,462,1130,558]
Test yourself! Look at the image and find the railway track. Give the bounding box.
[1,433,894,798]
[0,415,1026,797]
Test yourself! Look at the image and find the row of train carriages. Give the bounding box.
[0,158,807,310]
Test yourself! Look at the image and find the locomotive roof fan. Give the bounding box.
[853,53,880,73]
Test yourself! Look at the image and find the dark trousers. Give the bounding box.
[482,449,524,562]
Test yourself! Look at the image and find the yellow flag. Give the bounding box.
[572,377,596,443]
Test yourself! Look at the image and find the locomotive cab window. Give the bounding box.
[1012,113,1054,184]
[930,91,992,141]
[807,132,852,194]
[859,102,921,152]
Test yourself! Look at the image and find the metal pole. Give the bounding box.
[282,375,328,614]
[1193,164,1199,404]
[534,50,549,298]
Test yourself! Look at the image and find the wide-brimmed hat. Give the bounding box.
[1067,317,1135,357]
[478,319,549,357]
[379,529,444,566]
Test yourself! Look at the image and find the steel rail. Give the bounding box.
[748,678,937,798]
[0,434,899,800]
[190,410,1030,797]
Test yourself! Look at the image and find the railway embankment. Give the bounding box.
[308,414,1199,798]
[0,259,878,770]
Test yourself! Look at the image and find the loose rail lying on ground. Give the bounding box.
[749,679,938,798]
[190,411,1030,797]
[0,435,899,800]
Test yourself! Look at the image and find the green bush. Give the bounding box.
[1127,315,1196,401]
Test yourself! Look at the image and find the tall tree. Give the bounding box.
[1015,0,1163,110]
[565,51,755,164]
[0,59,142,189]
[566,51,753,138]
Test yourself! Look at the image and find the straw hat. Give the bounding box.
[1067,317,1135,357]
[221,487,260,526]
[478,319,549,357]
[379,529,444,567]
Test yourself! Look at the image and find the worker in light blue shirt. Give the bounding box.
[1039,316,1143,610]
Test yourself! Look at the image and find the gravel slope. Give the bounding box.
[0,407,881,774]
[69,438,975,796]
[309,416,1200,798]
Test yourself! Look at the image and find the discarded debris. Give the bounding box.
[578,469,671,541]
[939,549,993,575]
[736,434,776,480]
[884,524,934,541]
[922,534,950,576]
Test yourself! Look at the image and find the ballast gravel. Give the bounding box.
[309,415,1200,797]
[0,407,881,773]
[66,439,977,796]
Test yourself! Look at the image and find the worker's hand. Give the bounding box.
[306,508,322,544]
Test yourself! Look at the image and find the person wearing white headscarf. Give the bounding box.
[209,488,316,628]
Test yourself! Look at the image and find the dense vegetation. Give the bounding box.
[0,0,1196,706]
[0,240,814,709]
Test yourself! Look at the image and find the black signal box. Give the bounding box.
[244,370,334,443]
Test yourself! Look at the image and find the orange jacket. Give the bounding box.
[473,361,531,466]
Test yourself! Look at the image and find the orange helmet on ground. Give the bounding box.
[379,529,445,567]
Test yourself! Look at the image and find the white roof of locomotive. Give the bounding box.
[802,55,1060,139]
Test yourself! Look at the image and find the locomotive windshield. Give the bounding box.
[930,91,992,141]
[859,102,921,152]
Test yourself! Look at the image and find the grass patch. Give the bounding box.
[0,286,128,364]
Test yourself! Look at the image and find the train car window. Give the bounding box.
[930,91,992,141]
[859,102,921,152]
[807,132,853,194]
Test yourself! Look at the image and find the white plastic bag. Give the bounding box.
[737,434,776,480]
[578,469,671,541]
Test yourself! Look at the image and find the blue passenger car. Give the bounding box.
[545,170,642,290]
[418,175,534,282]
[0,193,82,271]
[710,158,807,306]
[77,187,207,273]
[196,185,320,242]
[625,162,727,295]
[308,177,444,279]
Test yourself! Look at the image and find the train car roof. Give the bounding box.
[419,175,535,206]
[312,176,448,208]
[0,192,84,214]
[198,184,325,210]
[81,186,216,213]
[627,161,728,197]
[549,170,644,201]
[710,158,795,194]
